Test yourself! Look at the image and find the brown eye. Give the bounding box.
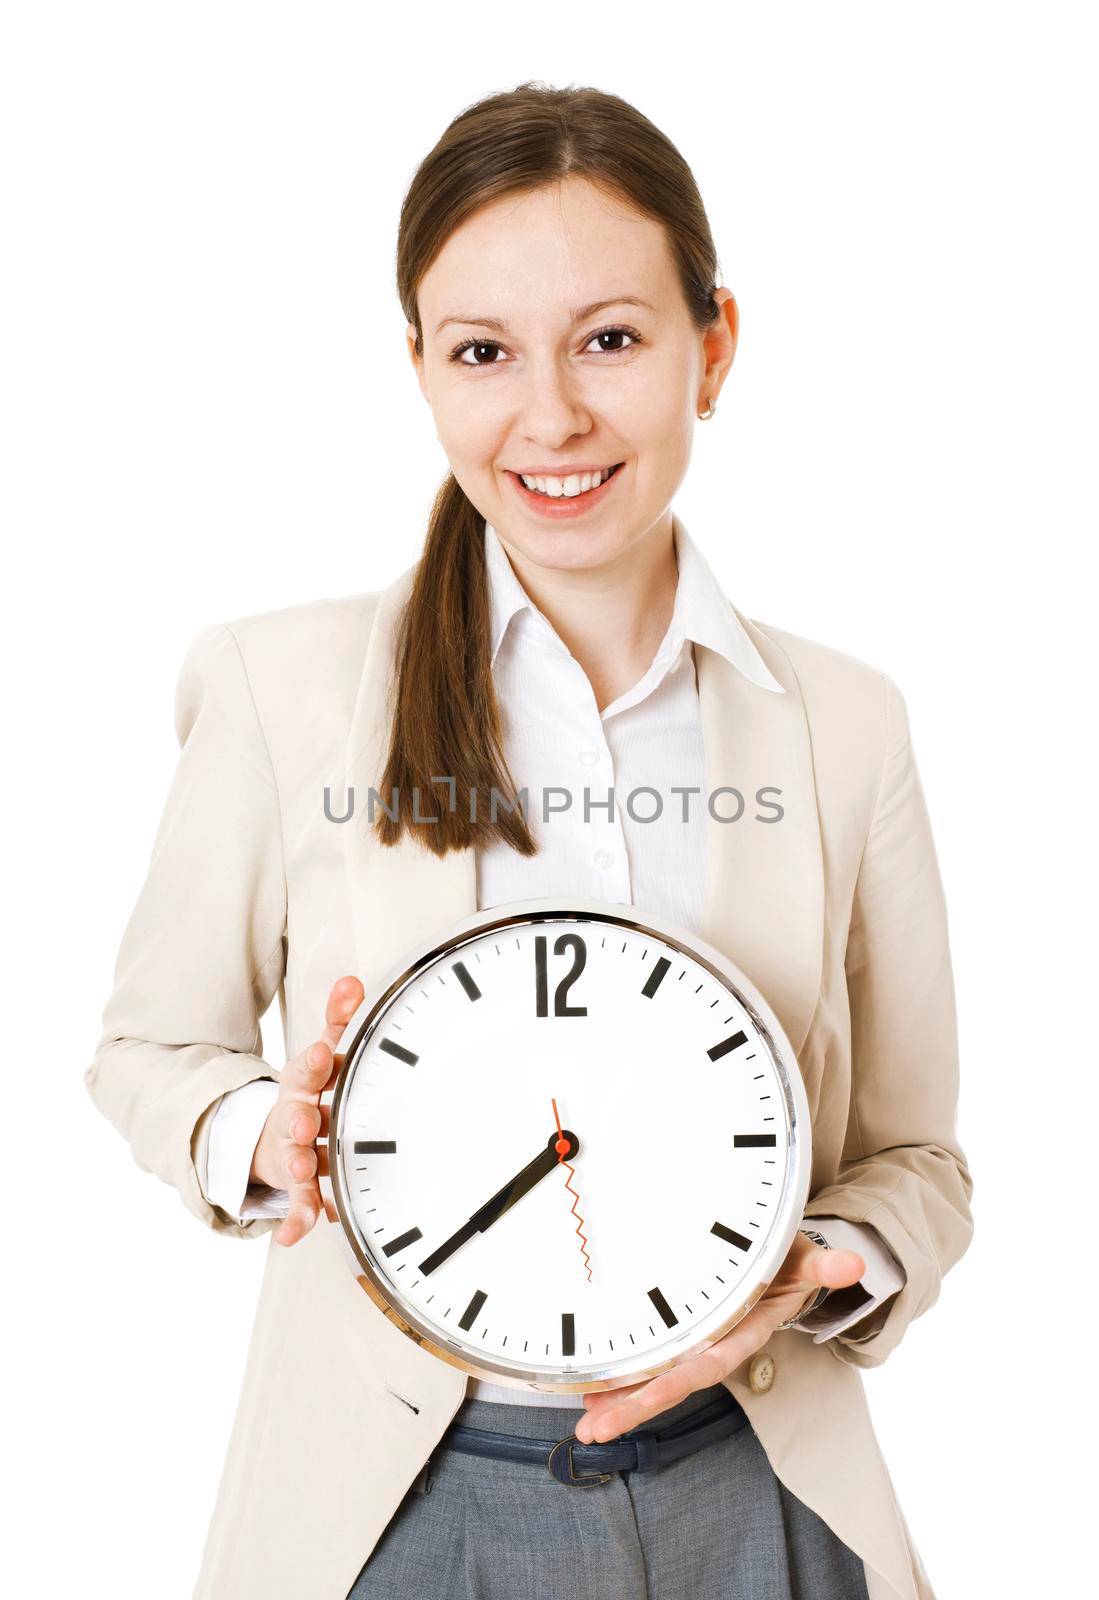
[451,340,503,366]
[587,328,637,354]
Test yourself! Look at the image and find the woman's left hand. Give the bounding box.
[573,1231,866,1444]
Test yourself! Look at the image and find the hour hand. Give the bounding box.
[418,1128,580,1276]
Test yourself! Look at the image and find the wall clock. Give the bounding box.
[320,898,811,1395]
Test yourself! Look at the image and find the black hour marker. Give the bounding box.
[459,1289,487,1331]
[562,1312,575,1357]
[353,1140,397,1154]
[648,1286,678,1329]
[641,956,671,998]
[382,1226,423,1258]
[452,961,482,1001]
[712,1222,753,1252]
[379,1037,419,1065]
[733,1133,777,1148]
[707,1030,747,1061]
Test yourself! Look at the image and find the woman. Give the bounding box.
[86,83,972,1600]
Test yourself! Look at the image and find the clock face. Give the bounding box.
[324,900,810,1393]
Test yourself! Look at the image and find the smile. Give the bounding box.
[507,462,626,517]
[518,464,622,498]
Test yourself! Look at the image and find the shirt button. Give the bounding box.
[593,848,614,870]
[579,747,600,766]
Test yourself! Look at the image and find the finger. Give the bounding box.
[781,1237,865,1294]
[577,1242,871,1445]
[280,977,365,1100]
[580,1296,782,1444]
[280,1037,337,1100]
[281,1037,347,1102]
[284,1103,331,1160]
[276,1174,322,1248]
[582,1355,722,1442]
[318,975,365,1056]
[581,1381,644,1413]
[284,1101,322,1145]
[576,1367,698,1444]
[283,1143,318,1186]
[579,1322,770,1441]
[577,1381,657,1442]
[806,1246,866,1291]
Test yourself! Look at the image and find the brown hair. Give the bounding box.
[376,81,722,857]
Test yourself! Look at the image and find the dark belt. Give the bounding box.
[438,1389,749,1487]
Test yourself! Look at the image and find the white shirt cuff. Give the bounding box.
[795,1215,906,1342]
[204,1078,290,1222]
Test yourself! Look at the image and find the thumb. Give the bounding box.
[810,1246,866,1291]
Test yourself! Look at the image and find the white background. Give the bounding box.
[4,3,1095,1595]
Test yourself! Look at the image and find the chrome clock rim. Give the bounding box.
[319,896,812,1396]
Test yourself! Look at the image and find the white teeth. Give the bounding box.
[519,466,616,498]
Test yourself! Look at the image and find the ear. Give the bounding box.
[406,322,430,402]
[699,287,738,409]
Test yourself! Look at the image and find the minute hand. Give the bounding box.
[418,1129,579,1277]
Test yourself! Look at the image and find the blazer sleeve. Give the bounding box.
[84,622,288,1239]
[801,671,974,1367]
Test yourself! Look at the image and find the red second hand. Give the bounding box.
[551,1096,592,1283]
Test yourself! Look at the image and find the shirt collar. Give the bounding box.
[483,514,784,695]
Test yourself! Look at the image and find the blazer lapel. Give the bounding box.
[344,575,823,1079]
[696,613,824,1066]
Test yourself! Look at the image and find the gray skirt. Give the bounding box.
[347,1382,869,1599]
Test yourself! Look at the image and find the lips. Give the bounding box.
[507,461,626,517]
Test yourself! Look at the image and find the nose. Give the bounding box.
[516,356,593,447]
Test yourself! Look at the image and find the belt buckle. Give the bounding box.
[547,1435,614,1487]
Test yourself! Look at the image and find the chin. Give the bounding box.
[508,524,635,572]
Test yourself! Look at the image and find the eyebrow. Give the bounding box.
[433,296,656,336]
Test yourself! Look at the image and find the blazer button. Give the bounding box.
[748,1353,775,1393]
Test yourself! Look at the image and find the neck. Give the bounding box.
[498,511,679,713]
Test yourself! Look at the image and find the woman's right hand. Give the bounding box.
[250,974,365,1247]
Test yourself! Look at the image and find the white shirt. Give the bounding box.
[203,514,905,1405]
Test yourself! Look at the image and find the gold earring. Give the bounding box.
[698,398,716,421]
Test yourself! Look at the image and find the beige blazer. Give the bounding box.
[86,557,973,1600]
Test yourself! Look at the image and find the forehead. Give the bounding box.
[417,177,679,331]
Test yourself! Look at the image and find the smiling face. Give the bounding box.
[408,175,737,577]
